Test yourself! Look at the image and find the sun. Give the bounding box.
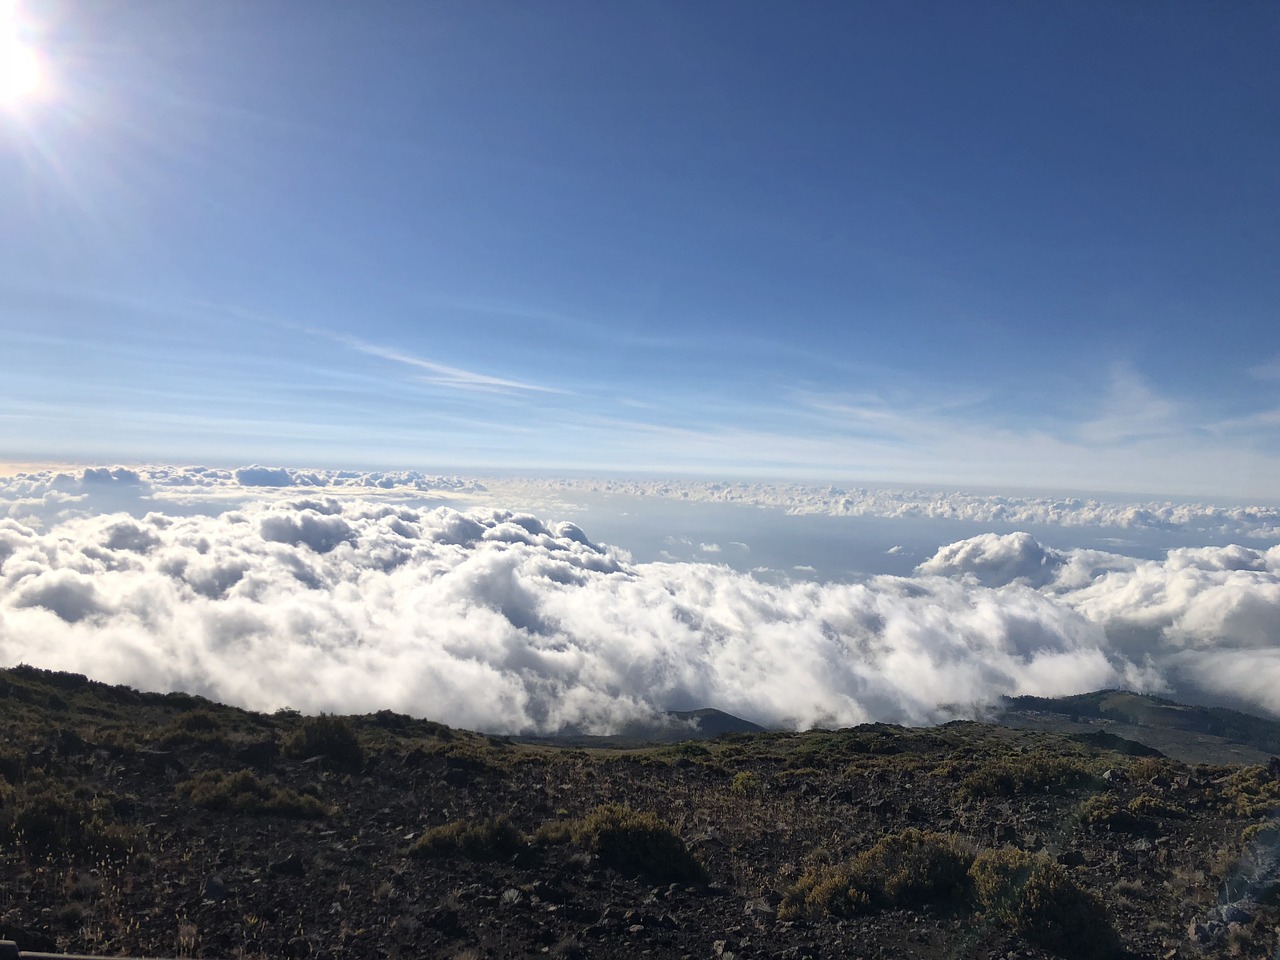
[1,1,47,108]
[1,42,43,104]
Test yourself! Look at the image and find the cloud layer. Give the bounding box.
[495,477,1280,540]
[3,480,1279,731]
[6,466,1280,541]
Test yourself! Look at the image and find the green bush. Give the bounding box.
[1126,793,1187,819]
[172,709,220,733]
[570,804,707,884]
[853,828,973,908]
[970,848,1119,959]
[1079,794,1146,833]
[779,862,871,919]
[1,780,129,857]
[284,714,364,772]
[1220,765,1280,818]
[410,816,522,861]
[970,847,1036,925]
[159,709,234,749]
[730,771,760,795]
[6,781,92,853]
[960,753,1095,799]
[176,770,327,818]
[780,828,973,919]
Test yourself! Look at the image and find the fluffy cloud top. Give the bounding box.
[5,491,1279,731]
[0,465,484,529]
[4,467,1280,730]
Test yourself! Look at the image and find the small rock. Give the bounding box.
[268,854,306,877]
[745,898,777,921]
[1221,902,1254,924]
[202,874,229,902]
[1057,850,1086,868]
[1187,919,1222,944]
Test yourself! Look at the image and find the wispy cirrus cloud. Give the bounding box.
[1248,355,1280,382]
[341,337,570,395]
[1075,364,1180,445]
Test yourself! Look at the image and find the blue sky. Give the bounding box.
[2,1,1279,497]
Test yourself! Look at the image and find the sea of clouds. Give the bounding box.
[500,477,1280,540]
[2,466,1279,733]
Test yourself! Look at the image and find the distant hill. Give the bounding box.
[664,708,767,737]
[522,707,766,748]
[998,689,1280,765]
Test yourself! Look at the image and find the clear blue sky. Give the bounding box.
[2,1,1279,496]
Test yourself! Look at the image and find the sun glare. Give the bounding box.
[1,1,47,108]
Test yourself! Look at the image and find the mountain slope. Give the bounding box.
[1,666,1278,959]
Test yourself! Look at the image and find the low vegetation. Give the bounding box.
[175,769,328,818]
[971,848,1120,959]
[410,816,522,861]
[957,751,1098,799]
[283,713,365,771]
[780,828,972,918]
[576,803,708,883]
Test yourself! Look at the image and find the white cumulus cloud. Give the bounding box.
[0,498,1176,733]
[4,469,1280,730]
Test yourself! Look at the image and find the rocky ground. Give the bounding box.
[2,665,1279,959]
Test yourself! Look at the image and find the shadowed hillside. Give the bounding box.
[999,690,1280,766]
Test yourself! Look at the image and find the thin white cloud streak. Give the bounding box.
[535,400,1280,500]
[1248,355,1280,382]
[1075,364,1181,445]
[340,336,569,395]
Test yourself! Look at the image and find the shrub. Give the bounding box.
[2,780,128,857]
[780,828,973,919]
[284,714,364,772]
[1127,756,1176,783]
[1220,765,1280,818]
[176,770,327,818]
[531,819,574,846]
[730,771,760,795]
[159,709,234,749]
[1079,794,1147,833]
[779,862,870,919]
[970,848,1119,959]
[6,781,91,853]
[172,709,220,733]
[410,816,522,861]
[852,828,973,907]
[1126,793,1186,819]
[1241,821,1279,846]
[969,847,1036,926]
[571,804,707,884]
[960,753,1095,799]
